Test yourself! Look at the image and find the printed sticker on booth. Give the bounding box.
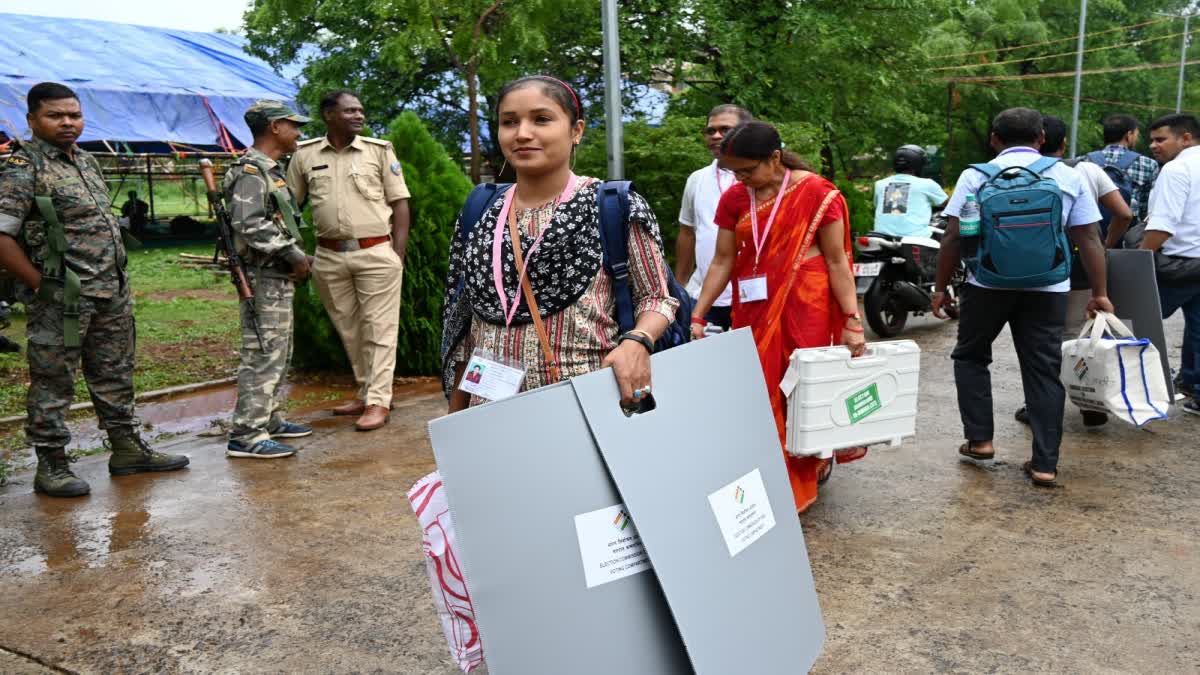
[574,504,653,589]
[707,468,776,557]
[845,382,882,424]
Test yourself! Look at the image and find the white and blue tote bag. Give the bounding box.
[1061,312,1170,426]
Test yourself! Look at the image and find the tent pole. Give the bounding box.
[146,155,156,224]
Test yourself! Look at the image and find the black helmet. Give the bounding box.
[893,144,927,175]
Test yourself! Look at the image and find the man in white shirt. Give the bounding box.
[1139,114,1200,410]
[1014,116,1133,428]
[931,108,1112,487]
[675,104,753,331]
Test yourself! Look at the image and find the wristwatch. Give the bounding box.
[619,331,655,354]
[846,313,862,322]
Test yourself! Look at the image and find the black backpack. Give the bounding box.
[458,181,693,352]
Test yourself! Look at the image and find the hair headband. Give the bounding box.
[547,77,581,117]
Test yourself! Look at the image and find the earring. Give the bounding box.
[499,158,508,178]
[570,146,578,172]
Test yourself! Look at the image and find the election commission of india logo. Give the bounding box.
[734,486,745,504]
[1074,358,1089,381]
[613,510,631,531]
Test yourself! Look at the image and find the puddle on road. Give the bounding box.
[2,374,440,578]
[44,375,439,452]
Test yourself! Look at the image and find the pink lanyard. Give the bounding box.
[748,169,791,271]
[715,163,731,194]
[492,173,578,326]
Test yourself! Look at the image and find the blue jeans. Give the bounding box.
[1158,285,1200,387]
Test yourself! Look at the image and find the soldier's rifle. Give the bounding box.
[198,158,266,352]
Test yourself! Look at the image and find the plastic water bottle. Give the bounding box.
[959,194,980,260]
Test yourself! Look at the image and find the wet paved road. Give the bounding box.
[0,316,1197,673]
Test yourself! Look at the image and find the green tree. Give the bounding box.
[924,0,1196,177]
[290,112,472,373]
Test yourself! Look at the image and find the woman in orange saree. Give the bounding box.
[691,121,867,514]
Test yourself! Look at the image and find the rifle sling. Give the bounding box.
[33,194,81,348]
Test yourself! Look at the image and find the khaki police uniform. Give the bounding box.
[287,135,409,408]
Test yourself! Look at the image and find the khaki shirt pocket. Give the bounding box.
[353,173,384,201]
[309,174,333,199]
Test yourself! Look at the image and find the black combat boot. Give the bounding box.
[34,446,90,497]
[107,427,190,476]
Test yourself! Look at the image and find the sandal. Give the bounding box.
[958,442,995,461]
[817,459,833,486]
[1022,461,1058,488]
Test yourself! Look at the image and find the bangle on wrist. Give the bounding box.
[691,316,707,326]
[844,325,865,333]
[627,328,654,342]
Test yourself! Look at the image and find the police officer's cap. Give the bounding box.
[244,100,311,128]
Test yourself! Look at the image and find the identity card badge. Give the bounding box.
[459,349,527,402]
[739,275,768,303]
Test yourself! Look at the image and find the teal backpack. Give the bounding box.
[967,157,1070,289]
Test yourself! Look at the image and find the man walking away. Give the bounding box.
[932,108,1112,487]
[0,82,188,496]
[1139,114,1200,407]
[1015,115,1133,428]
[287,90,411,431]
[675,104,752,331]
[1088,114,1159,244]
[224,100,314,459]
[872,145,949,238]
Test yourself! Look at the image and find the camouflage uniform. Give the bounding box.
[224,146,308,446]
[0,136,137,447]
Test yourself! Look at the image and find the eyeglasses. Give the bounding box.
[704,125,735,137]
[728,161,763,180]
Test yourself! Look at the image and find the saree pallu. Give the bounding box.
[730,172,868,513]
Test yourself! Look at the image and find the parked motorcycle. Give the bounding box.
[853,214,966,338]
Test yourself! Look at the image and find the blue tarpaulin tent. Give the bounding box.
[0,13,299,151]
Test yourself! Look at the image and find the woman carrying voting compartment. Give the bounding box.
[690,121,867,514]
[441,75,678,411]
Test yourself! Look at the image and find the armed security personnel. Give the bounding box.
[287,89,411,432]
[224,100,315,459]
[0,82,188,497]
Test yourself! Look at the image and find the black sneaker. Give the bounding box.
[227,439,296,459]
[1182,399,1200,417]
[268,421,313,439]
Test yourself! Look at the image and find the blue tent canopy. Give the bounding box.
[0,13,300,151]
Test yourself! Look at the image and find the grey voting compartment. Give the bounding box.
[427,382,691,675]
[1106,249,1173,398]
[572,329,826,675]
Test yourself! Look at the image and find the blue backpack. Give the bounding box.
[459,181,694,352]
[967,157,1070,289]
[1085,149,1137,237]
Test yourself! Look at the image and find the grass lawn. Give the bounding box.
[0,244,240,482]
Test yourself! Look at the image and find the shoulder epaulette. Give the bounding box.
[297,137,322,147]
[360,136,391,147]
[242,164,260,175]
